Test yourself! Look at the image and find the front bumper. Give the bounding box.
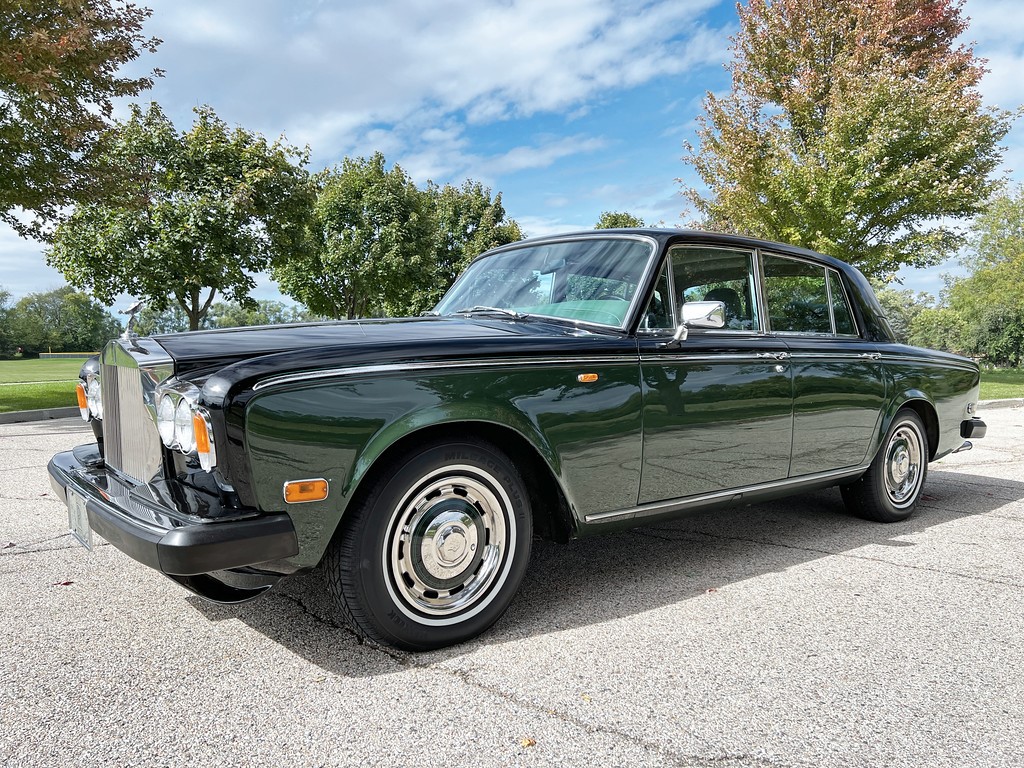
[48,444,298,576]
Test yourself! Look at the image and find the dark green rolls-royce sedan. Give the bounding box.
[49,229,987,650]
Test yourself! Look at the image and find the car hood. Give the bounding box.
[155,316,536,369]
[154,316,636,403]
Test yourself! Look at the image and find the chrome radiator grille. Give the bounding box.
[100,359,164,485]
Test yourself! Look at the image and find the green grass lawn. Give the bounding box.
[0,381,78,413]
[980,368,1024,400]
[0,358,87,384]
[0,359,84,413]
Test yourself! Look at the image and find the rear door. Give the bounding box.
[761,253,885,475]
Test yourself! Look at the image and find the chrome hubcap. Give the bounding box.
[387,467,512,619]
[883,423,924,508]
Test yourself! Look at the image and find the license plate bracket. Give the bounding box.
[67,488,92,550]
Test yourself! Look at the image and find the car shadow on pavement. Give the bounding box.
[188,465,1023,677]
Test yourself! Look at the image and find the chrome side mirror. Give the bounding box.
[668,301,726,343]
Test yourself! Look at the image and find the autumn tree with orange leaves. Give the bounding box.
[682,0,1014,277]
[0,0,160,239]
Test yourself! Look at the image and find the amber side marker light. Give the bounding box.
[577,372,599,383]
[75,382,89,420]
[284,478,329,504]
[191,410,217,471]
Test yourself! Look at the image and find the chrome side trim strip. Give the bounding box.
[638,353,771,364]
[785,352,881,361]
[584,464,869,524]
[253,355,640,392]
[879,354,978,372]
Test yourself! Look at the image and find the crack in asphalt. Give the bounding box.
[273,589,792,767]
[633,528,1024,589]
[0,541,107,558]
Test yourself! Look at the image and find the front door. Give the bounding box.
[637,245,793,505]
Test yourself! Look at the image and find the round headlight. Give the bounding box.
[157,395,176,446]
[174,398,195,453]
[86,377,103,420]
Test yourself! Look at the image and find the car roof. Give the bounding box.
[483,228,854,274]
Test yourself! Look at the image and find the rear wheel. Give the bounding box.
[325,438,532,650]
[841,409,928,523]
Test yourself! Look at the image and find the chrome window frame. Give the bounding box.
[656,243,764,336]
[759,252,861,338]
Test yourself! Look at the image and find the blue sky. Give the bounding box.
[2,0,1022,306]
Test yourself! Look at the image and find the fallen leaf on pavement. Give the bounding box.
[519,737,537,748]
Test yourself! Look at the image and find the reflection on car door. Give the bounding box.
[638,336,794,504]
[761,253,885,475]
[637,245,794,504]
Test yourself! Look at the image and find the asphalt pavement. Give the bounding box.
[1,410,1022,768]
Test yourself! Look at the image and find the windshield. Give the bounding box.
[434,237,655,329]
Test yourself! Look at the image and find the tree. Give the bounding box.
[206,299,316,328]
[872,283,933,344]
[909,189,1024,365]
[0,0,160,238]
[426,180,523,307]
[595,211,645,229]
[274,153,433,319]
[682,0,1014,279]
[0,286,14,356]
[133,304,189,336]
[133,298,317,334]
[7,286,121,355]
[47,103,313,330]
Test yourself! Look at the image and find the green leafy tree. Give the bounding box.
[909,189,1024,364]
[7,286,121,354]
[274,153,432,319]
[133,304,189,336]
[47,104,313,330]
[0,286,14,356]
[595,211,645,229]
[909,305,968,356]
[682,0,1014,279]
[206,299,316,328]
[872,283,933,344]
[0,0,160,238]
[425,180,523,307]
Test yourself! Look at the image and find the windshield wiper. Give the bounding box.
[452,306,530,320]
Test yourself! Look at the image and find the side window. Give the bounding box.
[671,246,759,331]
[828,270,857,335]
[763,255,831,334]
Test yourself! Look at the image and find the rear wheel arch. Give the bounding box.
[886,396,939,461]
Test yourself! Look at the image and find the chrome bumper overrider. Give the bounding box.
[48,444,297,576]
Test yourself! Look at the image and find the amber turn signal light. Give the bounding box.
[577,372,599,383]
[75,382,89,421]
[283,478,329,504]
[191,410,217,471]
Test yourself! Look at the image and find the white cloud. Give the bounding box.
[140,0,726,161]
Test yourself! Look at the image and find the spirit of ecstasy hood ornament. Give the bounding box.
[119,299,145,339]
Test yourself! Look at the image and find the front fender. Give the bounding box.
[242,361,642,568]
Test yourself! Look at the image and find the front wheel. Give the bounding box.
[841,409,929,523]
[325,438,532,650]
